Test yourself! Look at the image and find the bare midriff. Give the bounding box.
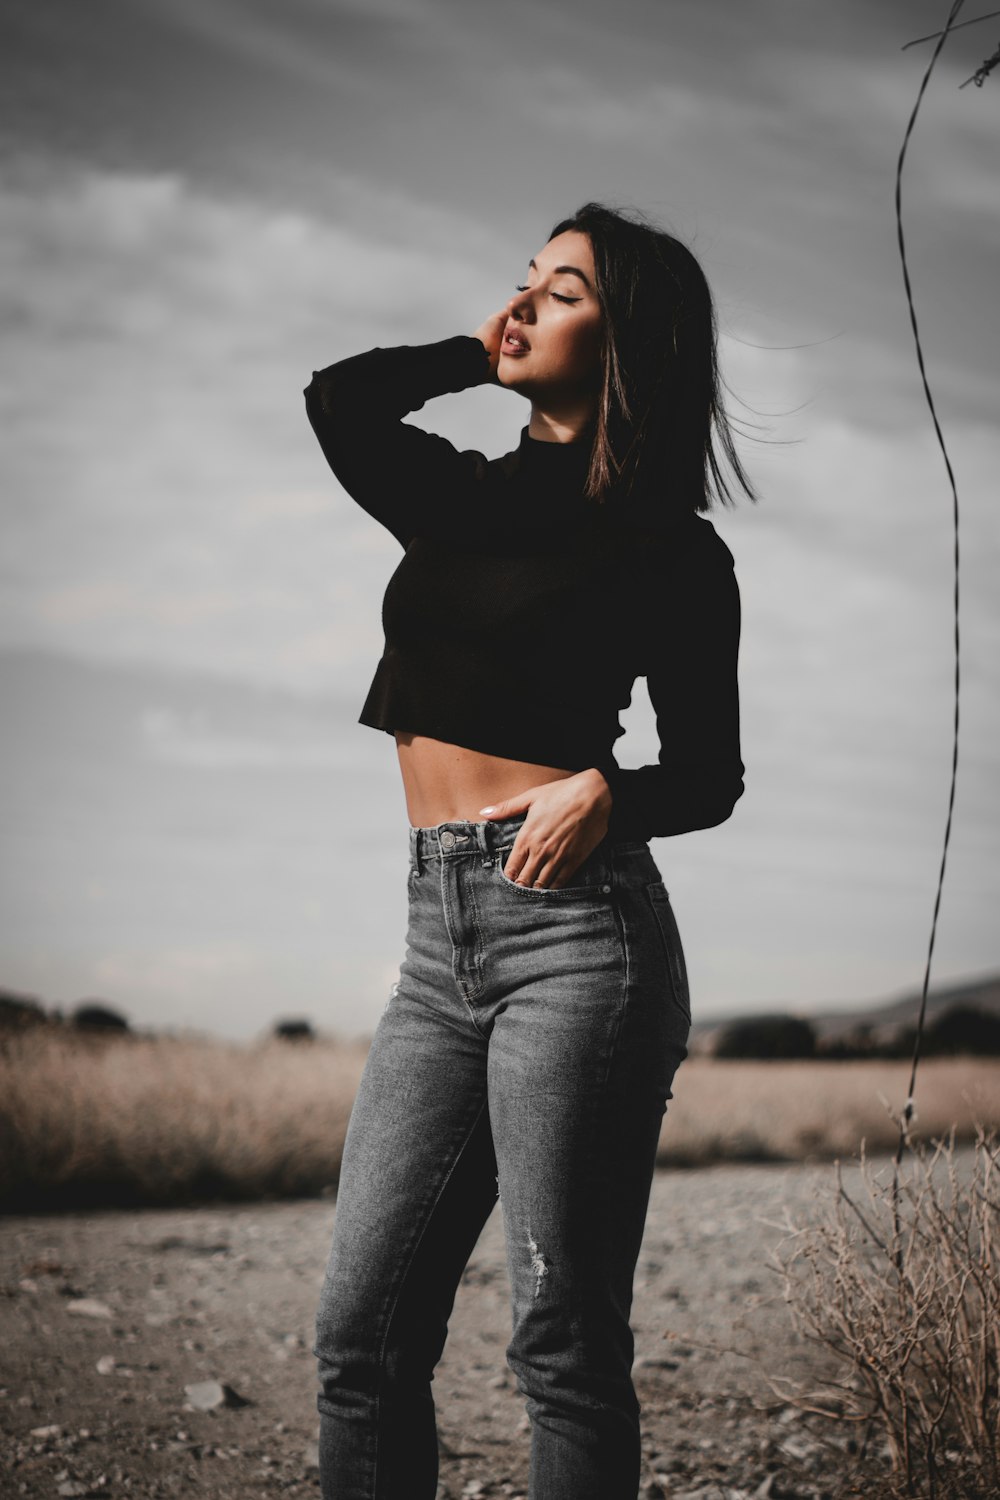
[394,731,578,828]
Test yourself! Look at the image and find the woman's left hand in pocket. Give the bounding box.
[478,769,612,889]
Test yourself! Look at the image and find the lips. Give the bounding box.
[502,324,531,352]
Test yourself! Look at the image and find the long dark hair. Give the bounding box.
[548,201,758,516]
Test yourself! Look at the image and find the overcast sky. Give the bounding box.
[1,0,997,1041]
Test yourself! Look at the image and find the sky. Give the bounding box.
[1,0,997,1042]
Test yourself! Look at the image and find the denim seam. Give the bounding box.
[459,854,488,1002]
[371,1095,491,1499]
[437,854,464,1014]
[437,853,490,1029]
[644,881,691,1026]
[597,885,631,1099]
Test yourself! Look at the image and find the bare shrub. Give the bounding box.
[713,1013,817,1059]
[775,1129,1000,1498]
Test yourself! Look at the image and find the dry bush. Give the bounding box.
[775,1129,1000,1499]
[0,1026,367,1210]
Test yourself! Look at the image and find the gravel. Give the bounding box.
[1,1158,898,1499]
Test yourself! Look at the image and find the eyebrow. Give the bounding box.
[528,257,593,290]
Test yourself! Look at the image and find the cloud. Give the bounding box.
[0,159,516,690]
[142,0,442,80]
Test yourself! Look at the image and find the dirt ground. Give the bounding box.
[2,1158,898,1500]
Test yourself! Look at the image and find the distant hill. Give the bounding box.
[808,971,1000,1040]
[691,970,1000,1048]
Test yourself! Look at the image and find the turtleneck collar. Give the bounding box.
[516,424,593,478]
[511,424,696,540]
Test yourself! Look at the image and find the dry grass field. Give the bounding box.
[1,1026,997,1211]
[659,1054,1000,1164]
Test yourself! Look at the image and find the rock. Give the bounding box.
[779,1434,820,1463]
[29,1424,63,1439]
[57,1484,90,1498]
[22,1253,63,1277]
[183,1379,251,1410]
[303,1438,320,1470]
[66,1298,113,1319]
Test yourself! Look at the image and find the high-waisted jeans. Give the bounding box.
[313,812,692,1500]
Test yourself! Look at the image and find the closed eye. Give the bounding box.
[513,283,582,304]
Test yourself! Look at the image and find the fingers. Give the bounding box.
[505,836,596,890]
[505,843,560,890]
[470,311,509,359]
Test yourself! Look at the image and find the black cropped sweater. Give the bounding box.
[303,334,744,843]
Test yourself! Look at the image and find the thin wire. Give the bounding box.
[891,0,965,1199]
[901,8,1000,48]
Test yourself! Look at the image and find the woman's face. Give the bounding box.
[498,229,604,402]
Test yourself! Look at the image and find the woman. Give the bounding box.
[304,200,755,1500]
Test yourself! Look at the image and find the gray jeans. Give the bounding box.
[313,812,691,1499]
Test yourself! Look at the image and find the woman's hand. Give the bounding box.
[471,310,509,383]
[479,769,612,888]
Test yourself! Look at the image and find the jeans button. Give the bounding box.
[440,830,456,850]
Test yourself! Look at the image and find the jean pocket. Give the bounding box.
[496,844,613,900]
[645,881,691,1023]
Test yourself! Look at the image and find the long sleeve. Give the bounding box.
[303,335,493,548]
[597,522,744,839]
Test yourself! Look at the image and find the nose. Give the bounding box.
[506,287,534,321]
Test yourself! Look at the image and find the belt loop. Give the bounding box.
[410,826,422,877]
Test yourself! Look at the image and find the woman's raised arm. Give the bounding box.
[303,333,497,549]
